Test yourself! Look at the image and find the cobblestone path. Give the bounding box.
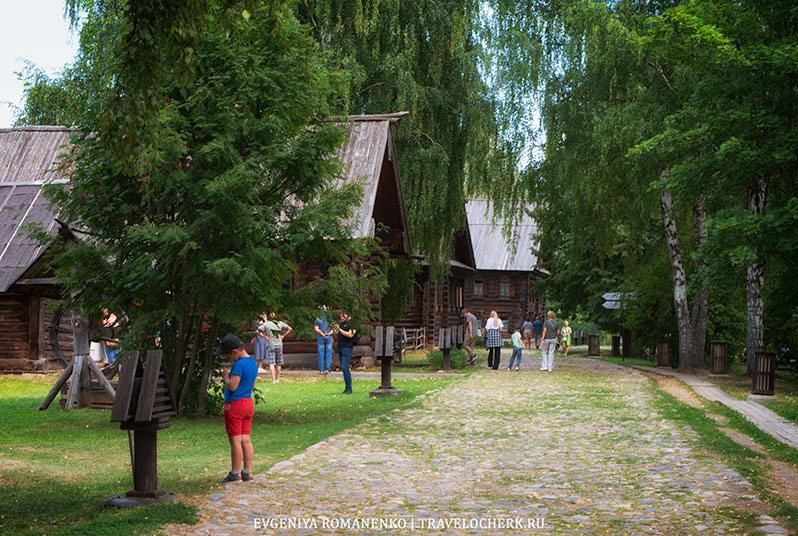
[168,356,787,535]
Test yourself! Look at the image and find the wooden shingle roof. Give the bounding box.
[466,198,542,273]
[0,127,71,292]
[333,113,411,255]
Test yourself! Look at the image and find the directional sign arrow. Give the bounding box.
[602,300,621,310]
[602,292,621,301]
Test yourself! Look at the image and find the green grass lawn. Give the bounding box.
[711,371,798,425]
[0,373,455,536]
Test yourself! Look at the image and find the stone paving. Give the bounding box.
[168,354,788,535]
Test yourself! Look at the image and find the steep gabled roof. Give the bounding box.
[334,113,411,256]
[466,198,542,273]
[0,127,72,292]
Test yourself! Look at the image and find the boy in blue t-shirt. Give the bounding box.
[216,334,258,483]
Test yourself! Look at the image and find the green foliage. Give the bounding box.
[37,1,386,413]
[379,258,419,325]
[295,0,518,279]
[427,348,468,370]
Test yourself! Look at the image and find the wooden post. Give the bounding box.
[611,336,621,357]
[657,341,671,367]
[622,328,632,358]
[39,360,74,410]
[370,326,403,396]
[440,327,452,371]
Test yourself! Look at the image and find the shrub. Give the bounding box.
[427,348,468,370]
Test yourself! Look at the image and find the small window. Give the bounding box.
[474,280,483,297]
[499,278,510,297]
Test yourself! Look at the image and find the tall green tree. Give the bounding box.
[43,0,383,413]
[295,0,518,279]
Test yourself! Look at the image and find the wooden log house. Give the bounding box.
[463,199,547,336]
[0,126,74,371]
[281,113,412,367]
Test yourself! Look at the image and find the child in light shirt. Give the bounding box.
[508,325,525,370]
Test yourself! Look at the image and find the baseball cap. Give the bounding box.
[214,334,241,355]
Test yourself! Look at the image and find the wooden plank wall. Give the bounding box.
[0,294,31,370]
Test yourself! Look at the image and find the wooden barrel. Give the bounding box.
[710,341,728,375]
[588,334,600,356]
[657,341,670,367]
[752,350,776,396]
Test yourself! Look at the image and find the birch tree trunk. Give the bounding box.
[659,171,709,372]
[745,178,768,375]
[660,172,692,368]
[687,199,708,372]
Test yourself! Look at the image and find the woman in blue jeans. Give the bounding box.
[314,312,334,374]
[336,312,357,394]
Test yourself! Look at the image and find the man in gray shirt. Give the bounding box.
[262,312,292,384]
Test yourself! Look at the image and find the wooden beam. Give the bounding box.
[87,358,116,400]
[38,360,73,410]
[15,278,56,286]
[66,355,85,409]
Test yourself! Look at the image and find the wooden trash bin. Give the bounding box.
[611,336,621,357]
[710,341,728,375]
[657,341,671,367]
[105,350,177,507]
[588,334,600,356]
[752,350,776,396]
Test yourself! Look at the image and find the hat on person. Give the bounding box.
[214,334,241,355]
[514,325,521,331]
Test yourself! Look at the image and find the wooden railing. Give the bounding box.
[402,327,426,351]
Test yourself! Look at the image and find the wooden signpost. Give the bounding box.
[370,326,404,396]
[105,349,177,507]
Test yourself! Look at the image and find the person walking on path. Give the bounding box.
[532,316,544,349]
[522,317,533,347]
[540,310,560,372]
[508,325,525,370]
[561,320,573,357]
[462,308,479,365]
[485,310,503,370]
[252,315,269,370]
[336,312,357,394]
[314,309,334,374]
[216,334,258,483]
[262,312,292,384]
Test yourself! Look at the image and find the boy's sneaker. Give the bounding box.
[515,367,520,371]
[241,471,254,482]
[218,471,241,483]
[343,389,352,394]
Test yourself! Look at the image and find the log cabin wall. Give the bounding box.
[0,294,31,370]
[464,272,545,337]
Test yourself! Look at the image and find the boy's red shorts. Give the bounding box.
[223,398,254,436]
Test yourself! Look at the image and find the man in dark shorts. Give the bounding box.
[216,334,258,483]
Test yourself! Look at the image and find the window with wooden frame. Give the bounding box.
[456,281,464,309]
[499,277,510,297]
[473,279,483,297]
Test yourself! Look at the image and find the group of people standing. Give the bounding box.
[214,308,359,484]
[462,308,573,371]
